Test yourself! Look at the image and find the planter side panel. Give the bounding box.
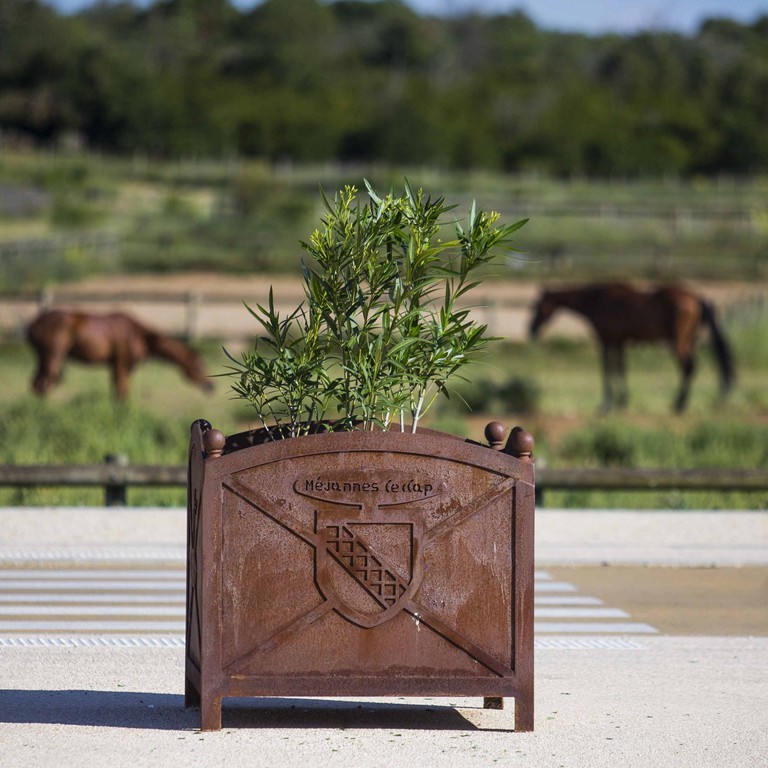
[188,429,534,727]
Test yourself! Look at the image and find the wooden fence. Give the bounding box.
[0,287,537,342]
[3,283,767,345]
[0,459,765,507]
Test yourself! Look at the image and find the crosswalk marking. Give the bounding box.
[0,569,184,579]
[0,605,186,616]
[0,566,657,641]
[535,607,629,619]
[0,579,185,590]
[0,593,185,604]
[3,621,184,632]
[534,622,658,634]
[533,581,578,592]
[0,579,184,594]
[534,595,603,605]
[533,570,657,636]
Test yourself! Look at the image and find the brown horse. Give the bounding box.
[529,282,734,413]
[27,309,214,400]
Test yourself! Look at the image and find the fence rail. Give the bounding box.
[0,287,536,342]
[1,459,765,507]
[534,467,768,505]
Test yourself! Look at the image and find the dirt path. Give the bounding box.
[3,272,767,343]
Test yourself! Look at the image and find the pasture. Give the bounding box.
[0,302,766,509]
[1,153,767,508]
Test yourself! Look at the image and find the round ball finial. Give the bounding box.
[505,426,535,461]
[202,428,226,458]
[484,421,507,450]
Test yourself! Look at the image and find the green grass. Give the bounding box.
[1,311,766,508]
[431,313,768,509]
[2,152,768,290]
[0,341,247,506]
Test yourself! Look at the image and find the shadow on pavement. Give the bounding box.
[0,690,500,731]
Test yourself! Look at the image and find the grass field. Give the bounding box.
[2,152,768,289]
[1,311,766,508]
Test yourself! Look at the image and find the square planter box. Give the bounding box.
[185,419,535,731]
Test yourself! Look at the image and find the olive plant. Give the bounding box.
[225,180,526,436]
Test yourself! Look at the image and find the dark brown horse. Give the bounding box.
[529,282,734,413]
[27,309,214,400]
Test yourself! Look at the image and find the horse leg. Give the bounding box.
[111,360,132,401]
[615,345,628,410]
[674,353,695,413]
[600,344,617,413]
[31,348,65,396]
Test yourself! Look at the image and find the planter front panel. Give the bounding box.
[187,427,534,730]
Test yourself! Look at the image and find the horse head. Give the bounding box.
[529,291,557,339]
[183,351,215,393]
[147,331,214,394]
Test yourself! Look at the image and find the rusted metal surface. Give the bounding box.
[185,419,535,731]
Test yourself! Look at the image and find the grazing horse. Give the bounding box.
[27,309,214,400]
[529,282,734,413]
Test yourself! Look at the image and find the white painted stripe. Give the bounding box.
[535,622,658,634]
[0,620,185,631]
[534,571,552,580]
[0,635,647,650]
[535,637,646,650]
[533,581,578,592]
[0,593,184,604]
[0,606,185,617]
[0,569,184,579]
[534,596,603,606]
[0,636,185,648]
[0,548,186,563]
[534,607,629,619]
[0,580,185,590]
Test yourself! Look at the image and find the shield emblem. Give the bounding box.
[314,510,423,628]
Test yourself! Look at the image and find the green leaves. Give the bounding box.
[224,288,330,437]
[225,181,526,435]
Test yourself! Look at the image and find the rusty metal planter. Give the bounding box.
[185,420,535,731]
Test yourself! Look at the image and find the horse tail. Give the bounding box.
[699,300,735,395]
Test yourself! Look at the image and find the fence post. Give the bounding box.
[186,291,201,342]
[104,454,128,507]
[38,285,54,311]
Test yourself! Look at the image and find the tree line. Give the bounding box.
[2,0,768,176]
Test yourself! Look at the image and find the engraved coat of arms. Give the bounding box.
[298,471,433,628]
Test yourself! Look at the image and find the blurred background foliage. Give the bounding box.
[1,0,768,176]
[1,152,766,290]
[1,0,767,508]
[2,1,767,290]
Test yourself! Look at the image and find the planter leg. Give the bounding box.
[200,694,222,731]
[515,693,534,732]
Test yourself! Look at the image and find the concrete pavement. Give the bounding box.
[3,505,766,566]
[1,506,766,767]
[1,637,767,768]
